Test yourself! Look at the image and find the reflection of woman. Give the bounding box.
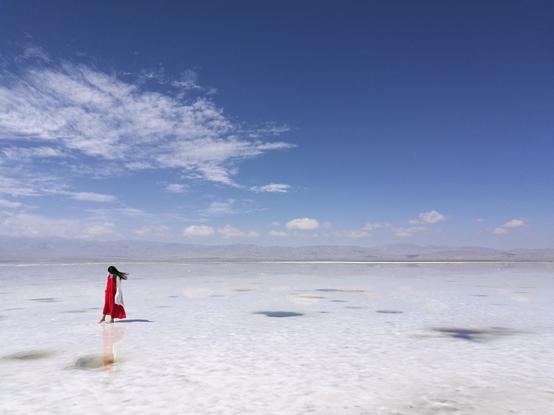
[98,266,127,324]
[102,325,126,369]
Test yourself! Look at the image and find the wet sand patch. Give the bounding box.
[62,309,90,314]
[74,355,107,370]
[29,297,60,303]
[345,306,364,309]
[211,294,225,298]
[3,350,55,361]
[254,311,304,318]
[471,294,489,297]
[329,299,347,303]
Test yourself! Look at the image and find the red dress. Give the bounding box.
[102,274,126,319]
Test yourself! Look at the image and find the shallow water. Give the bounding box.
[1,262,553,414]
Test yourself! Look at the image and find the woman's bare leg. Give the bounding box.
[98,314,106,324]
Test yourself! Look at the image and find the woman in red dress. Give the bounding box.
[98,266,128,324]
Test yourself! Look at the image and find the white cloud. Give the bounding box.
[251,183,290,193]
[69,192,115,202]
[0,59,294,187]
[218,225,259,238]
[165,183,186,193]
[494,218,526,235]
[502,219,526,228]
[409,210,446,225]
[0,198,22,209]
[269,230,287,237]
[183,225,215,237]
[286,217,320,230]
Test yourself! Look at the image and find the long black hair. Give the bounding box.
[108,265,128,280]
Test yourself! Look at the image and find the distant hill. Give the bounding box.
[0,236,553,262]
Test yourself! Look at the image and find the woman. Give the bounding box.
[98,266,128,324]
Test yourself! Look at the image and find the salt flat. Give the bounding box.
[1,262,553,415]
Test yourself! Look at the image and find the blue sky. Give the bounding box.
[0,0,553,247]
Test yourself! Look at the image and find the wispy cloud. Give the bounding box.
[0,213,116,238]
[134,224,170,237]
[391,226,427,238]
[0,56,294,187]
[218,225,259,238]
[201,199,236,216]
[251,183,290,193]
[286,217,320,230]
[165,183,187,193]
[408,210,446,225]
[0,198,22,209]
[494,218,526,235]
[68,192,115,202]
[269,230,287,237]
[362,222,391,231]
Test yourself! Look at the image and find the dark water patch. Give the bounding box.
[254,311,304,318]
[3,350,55,361]
[317,289,364,293]
[29,297,60,303]
[329,299,347,303]
[432,327,520,342]
[233,288,253,292]
[319,311,330,314]
[88,307,101,310]
[116,319,153,323]
[74,355,106,370]
[211,294,225,298]
[62,309,89,314]
[298,294,325,299]
[345,306,364,309]
[471,294,489,297]
[376,310,404,314]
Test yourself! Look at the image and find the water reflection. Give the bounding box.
[102,325,125,369]
[76,325,126,370]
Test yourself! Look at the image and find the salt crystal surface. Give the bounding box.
[1,262,553,414]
